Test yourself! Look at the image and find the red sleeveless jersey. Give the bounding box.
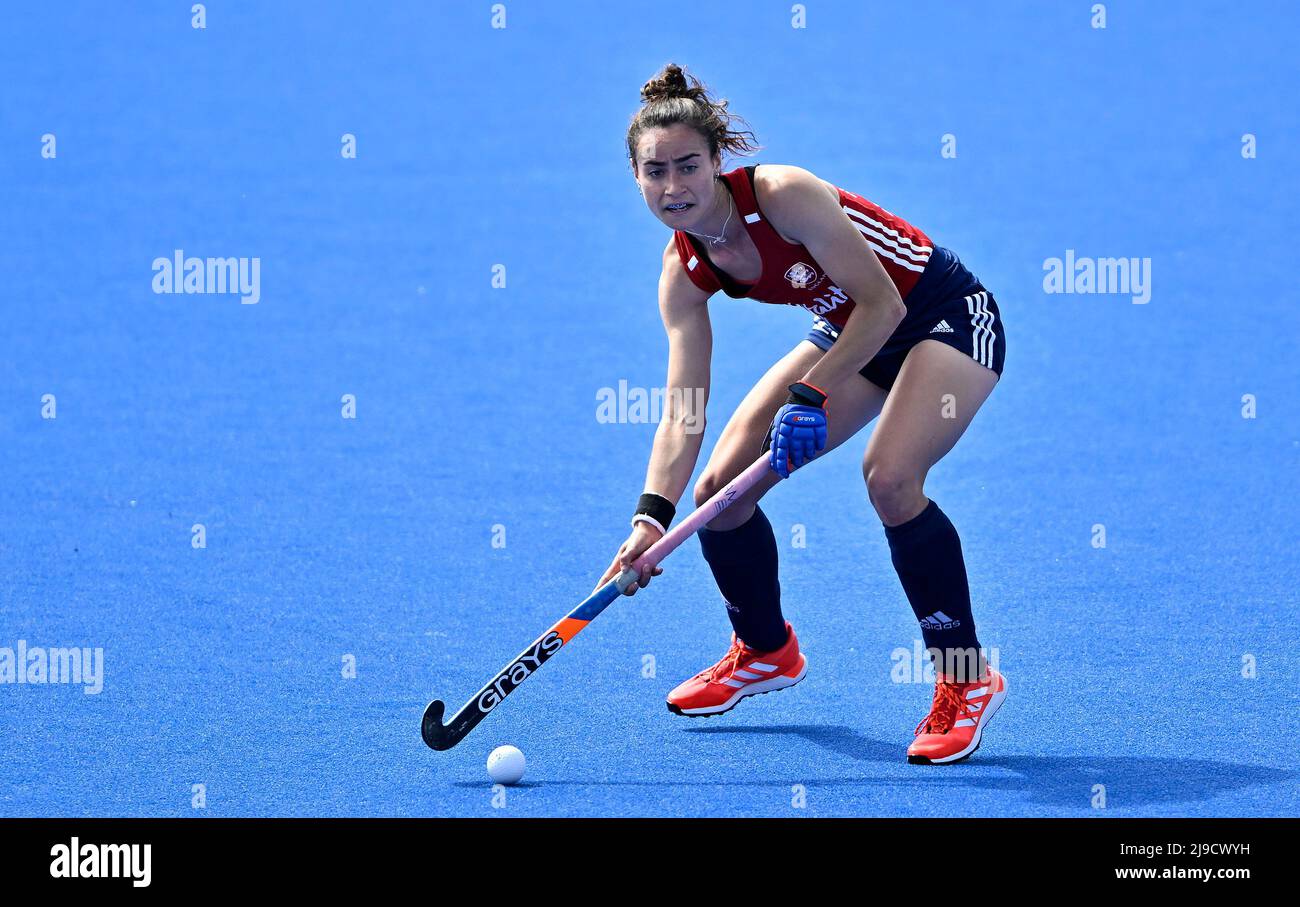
[673,165,934,328]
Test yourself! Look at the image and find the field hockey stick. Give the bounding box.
[421,454,776,751]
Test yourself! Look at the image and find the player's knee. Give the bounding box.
[693,472,727,509]
[864,459,921,520]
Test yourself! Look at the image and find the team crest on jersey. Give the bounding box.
[785,262,818,289]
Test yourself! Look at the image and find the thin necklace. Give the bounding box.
[685,185,734,246]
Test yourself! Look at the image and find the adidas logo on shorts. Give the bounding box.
[930,320,955,334]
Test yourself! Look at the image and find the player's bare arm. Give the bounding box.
[755,166,906,395]
[643,237,713,506]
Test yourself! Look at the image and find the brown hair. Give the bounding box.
[627,63,760,172]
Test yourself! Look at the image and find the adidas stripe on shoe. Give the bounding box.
[666,622,807,717]
[907,668,1008,764]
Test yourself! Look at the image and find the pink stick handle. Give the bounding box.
[615,455,776,593]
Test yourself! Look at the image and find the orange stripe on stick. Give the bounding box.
[552,617,589,643]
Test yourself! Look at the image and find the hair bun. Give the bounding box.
[640,63,693,103]
[626,64,761,167]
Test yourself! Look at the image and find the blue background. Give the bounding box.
[1,1,1296,817]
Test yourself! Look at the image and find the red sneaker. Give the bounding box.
[906,668,1008,764]
[666,622,807,717]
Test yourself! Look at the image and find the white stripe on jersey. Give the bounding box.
[854,228,928,273]
[843,206,933,261]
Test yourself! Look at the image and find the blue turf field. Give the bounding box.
[2,2,1297,817]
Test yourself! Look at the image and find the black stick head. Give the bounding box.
[421,699,452,751]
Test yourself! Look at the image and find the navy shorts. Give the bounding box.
[805,247,1006,391]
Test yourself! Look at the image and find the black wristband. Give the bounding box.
[786,381,828,408]
[633,493,675,533]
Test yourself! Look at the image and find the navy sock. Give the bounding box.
[697,505,788,652]
[883,500,984,678]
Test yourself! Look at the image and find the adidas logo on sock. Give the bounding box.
[919,611,962,630]
[929,320,954,334]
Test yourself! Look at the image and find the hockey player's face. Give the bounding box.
[634,125,720,228]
